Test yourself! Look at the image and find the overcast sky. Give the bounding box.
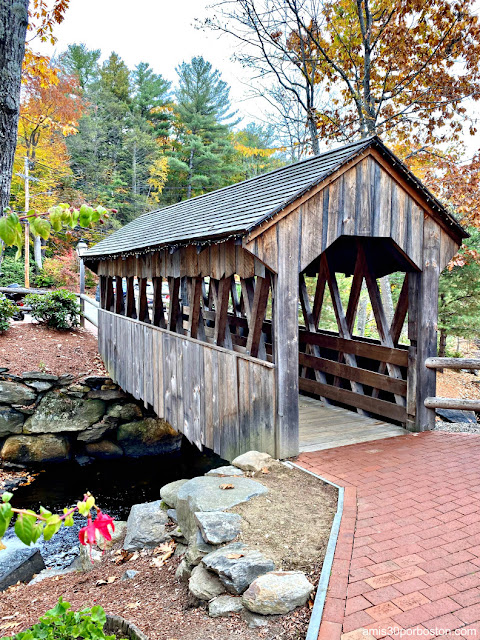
[35,0,264,127]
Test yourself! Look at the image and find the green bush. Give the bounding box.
[33,270,57,288]
[0,295,16,332]
[25,289,79,330]
[0,597,123,640]
[0,256,34,287]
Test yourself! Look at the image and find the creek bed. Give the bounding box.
[3,438,224,569]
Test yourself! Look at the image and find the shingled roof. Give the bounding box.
[84,136,466,259]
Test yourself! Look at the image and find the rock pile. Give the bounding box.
[155,451,314,624]
[0,371,181,463]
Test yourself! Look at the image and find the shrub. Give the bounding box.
[33,251,79,289]
[0,597,121,640]
[25,289,80,330]
[0,295,16,332]
[0,255,34,287]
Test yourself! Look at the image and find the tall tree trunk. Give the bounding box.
[0,0,28,214]
[307,110,320,156]
[438,328,447,358]
[379,275,394,326]
[186,148,194,199]
[356,282,368,336]
[34,235,42,269]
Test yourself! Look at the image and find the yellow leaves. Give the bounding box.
[233,143,277,158]
[147,156,169,204]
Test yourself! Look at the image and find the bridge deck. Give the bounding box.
[298,395,408,453]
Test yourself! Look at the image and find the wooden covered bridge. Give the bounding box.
[84,136,467,461]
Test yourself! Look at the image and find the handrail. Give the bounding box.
[425,357,480,411]
[76,293,99,327]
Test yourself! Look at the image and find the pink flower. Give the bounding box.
[78,511,115,549]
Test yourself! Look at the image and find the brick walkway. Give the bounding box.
[298,431,480,639]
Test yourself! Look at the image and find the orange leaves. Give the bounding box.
[28,0,70,45]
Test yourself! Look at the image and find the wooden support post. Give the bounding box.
[105,277,115,312]
[414,217,440,430]
[214,276,231,347]
[168,277,181,332]
[126,276,136,319]
[188,276,203,339]
[273,225,299,459]
[99,276,107,310]
[115,276,124,315]
[246,273,270,358]
[152,277,166,328]
[138,277,150,323]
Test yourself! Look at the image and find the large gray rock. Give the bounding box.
[1,434,70,463]
[24,380,53,392]
[185,530,216,566]
[124,501,169,551]
[84,440,123,459]
[23,393,105,433]
[175,559,192,583]
[0,547,45,591]
[176,476,268,539]
[209,595,244,618]
[117,418,181,457]
[188,564,225,601]
[195,512,242,545]
[206,466,245,478]
[160,479,189,508]
[107,403,142,421]
[76,421,112,443]
[202,543,275,595]
[242,571,314,614]
[0,406,24,436]
[0,381,36,405]
[22,372,58,381]
[232,451,274,473]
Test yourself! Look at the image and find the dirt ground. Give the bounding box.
[0,322,106,378]
[232,464,337,573]
[0,466,337,640]
[437,368,480,401]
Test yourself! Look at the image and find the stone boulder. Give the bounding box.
[24,380,53,392]
[205,466,245,478]
[77,421,112,443]
[85,440,123,459]
[188,564,225,601]
[117,418,181,457]
[0,547,45,591]
[160,479,189,508]
[202,543,275,595]
[0,406,24,437]
[23,393,105,433]
[195,512,242,545]
[22,372,58,381]
[123,500,169,551]
[107,403,143,421]
[232,451,274,473]
[87,388,126,401]
[242,571,314,614]
[0,381,36,405]
[176,476,268,539]
[175,559,192,583]
[208,595,244,618]
[1,434,70,463]
[185,530,216,566]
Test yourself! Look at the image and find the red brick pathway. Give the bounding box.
[298,431,480,639]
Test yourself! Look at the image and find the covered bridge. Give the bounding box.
[84,136,467,461]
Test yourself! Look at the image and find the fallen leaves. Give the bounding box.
[95,576,117,587]
[150,540,176,568]
[226,553,244,559]
[114,550,133,565]
[219,483,235,490]
[0,622,20,631]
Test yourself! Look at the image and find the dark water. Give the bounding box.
[4,439,225,569]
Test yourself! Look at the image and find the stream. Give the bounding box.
[3,439,224,569]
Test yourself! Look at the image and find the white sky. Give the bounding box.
[34,0,480,156]
[34,0,264,128]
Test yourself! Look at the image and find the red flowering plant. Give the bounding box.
[0,491,114,553]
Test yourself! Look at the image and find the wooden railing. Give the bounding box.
[298,328,408,423]
[98,309,277,461]
[77,293,99,328]
[424,358,480,411]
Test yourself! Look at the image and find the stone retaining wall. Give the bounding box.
[0,372,181,464]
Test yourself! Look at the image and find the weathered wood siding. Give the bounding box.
[245,155,459,273]
[98,309,276,461]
